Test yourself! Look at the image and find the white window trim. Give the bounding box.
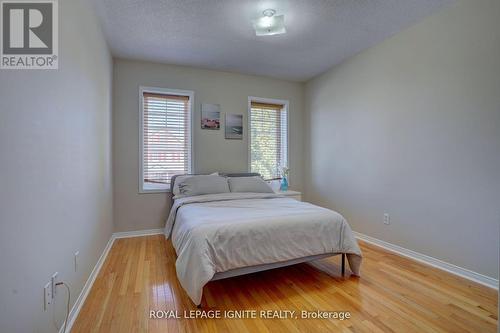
[247,96,290,179]
[139,86,194,194]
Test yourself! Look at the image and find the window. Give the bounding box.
[249,98,288,180]
[140,87,193,192]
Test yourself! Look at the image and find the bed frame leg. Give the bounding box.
[341,253,345,276]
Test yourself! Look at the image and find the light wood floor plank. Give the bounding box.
[71,235,498,333]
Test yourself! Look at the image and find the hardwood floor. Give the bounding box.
[72,235,498,333]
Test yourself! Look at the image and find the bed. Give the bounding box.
[164,173,362,306]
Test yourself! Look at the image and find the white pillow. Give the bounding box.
[172,172,218,196]
[228,176,274,193]
[178,175,230,197]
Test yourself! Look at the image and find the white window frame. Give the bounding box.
[247,96,290,179]
[139,86,194,193]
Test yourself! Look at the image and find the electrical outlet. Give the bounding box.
[383,213,390,225]
[44,282,52,311]
[74,251,80,272]
[51,272,58,297]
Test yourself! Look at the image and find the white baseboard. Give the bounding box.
[61,228,165,332]
[354,231,498,290]
[60,235,115,333]
[113,228,165,239]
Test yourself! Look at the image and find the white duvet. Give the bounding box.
[165,192,362,305]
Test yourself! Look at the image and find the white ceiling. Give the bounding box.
[93,0,453,82]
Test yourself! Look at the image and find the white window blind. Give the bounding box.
[141,89,192,191]
[250,101,288,179]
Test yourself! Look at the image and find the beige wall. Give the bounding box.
[304,0,500,279]
[0,1,113,332]
[113,59,304,232]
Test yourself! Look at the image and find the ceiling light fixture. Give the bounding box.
[253,9,286,36]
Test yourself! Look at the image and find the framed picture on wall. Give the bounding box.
[225,114,243,139]
[201,104,221,129]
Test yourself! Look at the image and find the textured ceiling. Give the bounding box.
[93,0,453,81]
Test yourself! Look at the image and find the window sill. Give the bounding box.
[140,182,171,194]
